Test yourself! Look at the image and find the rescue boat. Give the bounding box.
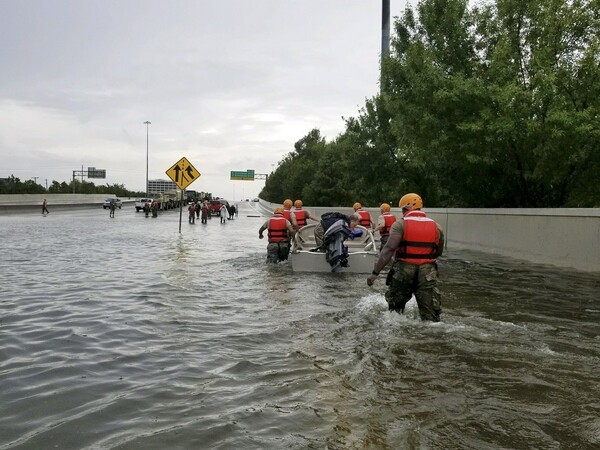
[290,224,379,273]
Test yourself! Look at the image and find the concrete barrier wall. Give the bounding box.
[257,200,600,272]
[426,208,600,272]
[0,194,135,214]
[0,194,120,206]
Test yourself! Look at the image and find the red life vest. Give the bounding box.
[282,209,292,222]
[294,208,307,227]
[394,210,439,265]
[380,212,397,236]
[357,209,371,227]
[268,214,288,243]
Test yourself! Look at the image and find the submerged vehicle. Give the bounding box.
[290,224,378,273]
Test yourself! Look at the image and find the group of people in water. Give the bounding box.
[188,200,237,224]
[142,200,160,218]
[258,193,445,322]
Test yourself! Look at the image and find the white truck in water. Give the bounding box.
[134,198,153,212]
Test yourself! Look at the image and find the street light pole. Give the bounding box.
[144,121,151,197]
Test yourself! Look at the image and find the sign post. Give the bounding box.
[166,157,201,233]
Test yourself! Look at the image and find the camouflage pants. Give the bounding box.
[385,261,442,322]
[379,235,389,251]
[314,224,325,248]
[266,241,290,264]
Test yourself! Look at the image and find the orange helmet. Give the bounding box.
[294,199,303,208]
[399,193,423,211]
[274,207,284,215]
[283,199,293,209]
[353,202,362,210]
[380,203,391,212]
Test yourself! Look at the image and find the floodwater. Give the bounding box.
[1,202,599,449]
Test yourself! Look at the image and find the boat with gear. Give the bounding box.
[290,223,379,273]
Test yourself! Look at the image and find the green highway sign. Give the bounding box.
[230,169,255,181]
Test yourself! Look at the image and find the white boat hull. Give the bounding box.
[291,250,378,273]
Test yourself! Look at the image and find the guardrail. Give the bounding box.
[0,194,135,214]
[257,199,600,272]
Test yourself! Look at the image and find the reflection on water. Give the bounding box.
[1,204,599,449]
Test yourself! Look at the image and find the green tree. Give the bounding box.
[262,0,600,208]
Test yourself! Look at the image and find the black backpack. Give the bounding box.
[320,212,349,232]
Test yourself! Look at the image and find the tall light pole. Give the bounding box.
[144,121,151,197]
[381,0,390,91]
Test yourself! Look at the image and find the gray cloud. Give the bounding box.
[0,0,407,198]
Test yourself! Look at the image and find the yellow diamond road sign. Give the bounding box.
[166,157,201,190]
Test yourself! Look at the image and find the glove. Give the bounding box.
[349,229,363,239]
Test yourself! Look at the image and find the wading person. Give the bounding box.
[367,193,445,322]
[200,201,209,224]
[258,207,296,264]
[42,198,49,215]
[375,203,397,251]
[188,202,196,224]
[292,199,319,230]
[109,199,116,218]
[353,202,374,231]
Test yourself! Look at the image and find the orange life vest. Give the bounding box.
[380,212,397,236]
[268,214,288,243]
[357,209,371,227]
[394,210,439,265]
[294,208,307,227]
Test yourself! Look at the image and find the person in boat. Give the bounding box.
[375,203,397,251]
[292,199,320,230]
[313,212,362,272]
[367,193,445,322]
[353,202,375,231]
[258,207,296,264]
[313,212,361,247]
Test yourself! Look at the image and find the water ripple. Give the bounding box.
[0,208,599,449]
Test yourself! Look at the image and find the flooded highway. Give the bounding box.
[1,202,599,449]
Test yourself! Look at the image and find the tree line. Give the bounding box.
[0,175,144,198]
[260,0,599,208]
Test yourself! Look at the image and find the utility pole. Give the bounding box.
[381,0,391,89]
[144,121,151,197]
[32,176,39,184]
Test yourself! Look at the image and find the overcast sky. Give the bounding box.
[1,0,407,200]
